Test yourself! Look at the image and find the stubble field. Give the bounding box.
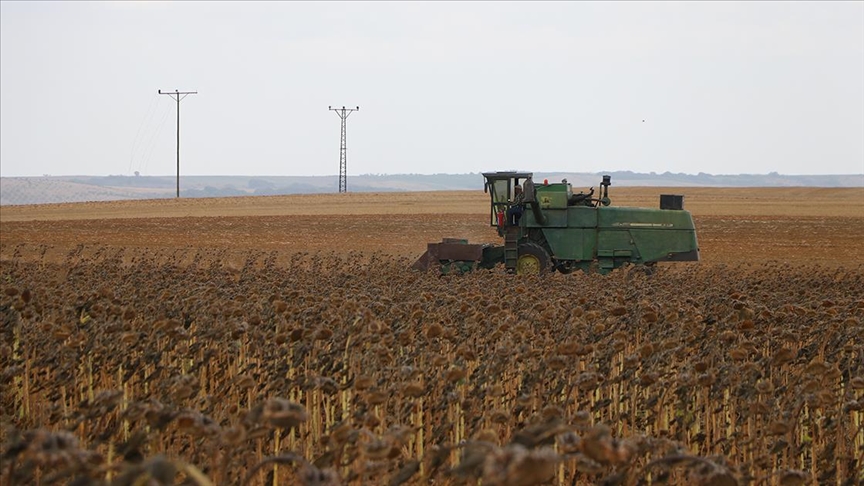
[1,187,863,485]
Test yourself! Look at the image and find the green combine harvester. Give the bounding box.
[412,171,699,275]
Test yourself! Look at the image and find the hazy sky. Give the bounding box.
[1,1,862,177]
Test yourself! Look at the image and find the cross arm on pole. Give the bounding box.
[329,106,360,119]
[158,89,199,101]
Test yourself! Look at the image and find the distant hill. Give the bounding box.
[1,171,861,206]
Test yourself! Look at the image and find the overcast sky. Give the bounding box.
[1,1,862,177]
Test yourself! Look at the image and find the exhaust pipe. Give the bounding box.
[522,177,547,225]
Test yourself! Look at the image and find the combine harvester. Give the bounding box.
[413,171,699,275]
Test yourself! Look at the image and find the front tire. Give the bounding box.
[516,242,551,275]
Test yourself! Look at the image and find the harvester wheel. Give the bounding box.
[516,243,551,275]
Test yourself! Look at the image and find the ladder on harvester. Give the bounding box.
[504,226,519,272]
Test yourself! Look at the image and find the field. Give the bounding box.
[1,187,863,485]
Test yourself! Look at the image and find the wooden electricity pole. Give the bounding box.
[158,89,197,198]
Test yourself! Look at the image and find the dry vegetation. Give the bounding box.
[1,187,863,485]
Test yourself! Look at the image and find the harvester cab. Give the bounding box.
[482,171,533,234]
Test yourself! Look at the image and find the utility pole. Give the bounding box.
[158,89,197,198]
[328,105,359,193]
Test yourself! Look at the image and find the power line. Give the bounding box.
[328,105,359,193]
[129,94,160,173]
[139,107,173,176]
[158,89,198,198]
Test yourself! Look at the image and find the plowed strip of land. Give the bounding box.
[2,187,862,267]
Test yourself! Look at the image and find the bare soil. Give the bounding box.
[2,187,862,267]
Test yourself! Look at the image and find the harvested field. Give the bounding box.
[1,188,863,266]
[1,187,863,485]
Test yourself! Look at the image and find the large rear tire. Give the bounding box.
[516,242,551,275]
